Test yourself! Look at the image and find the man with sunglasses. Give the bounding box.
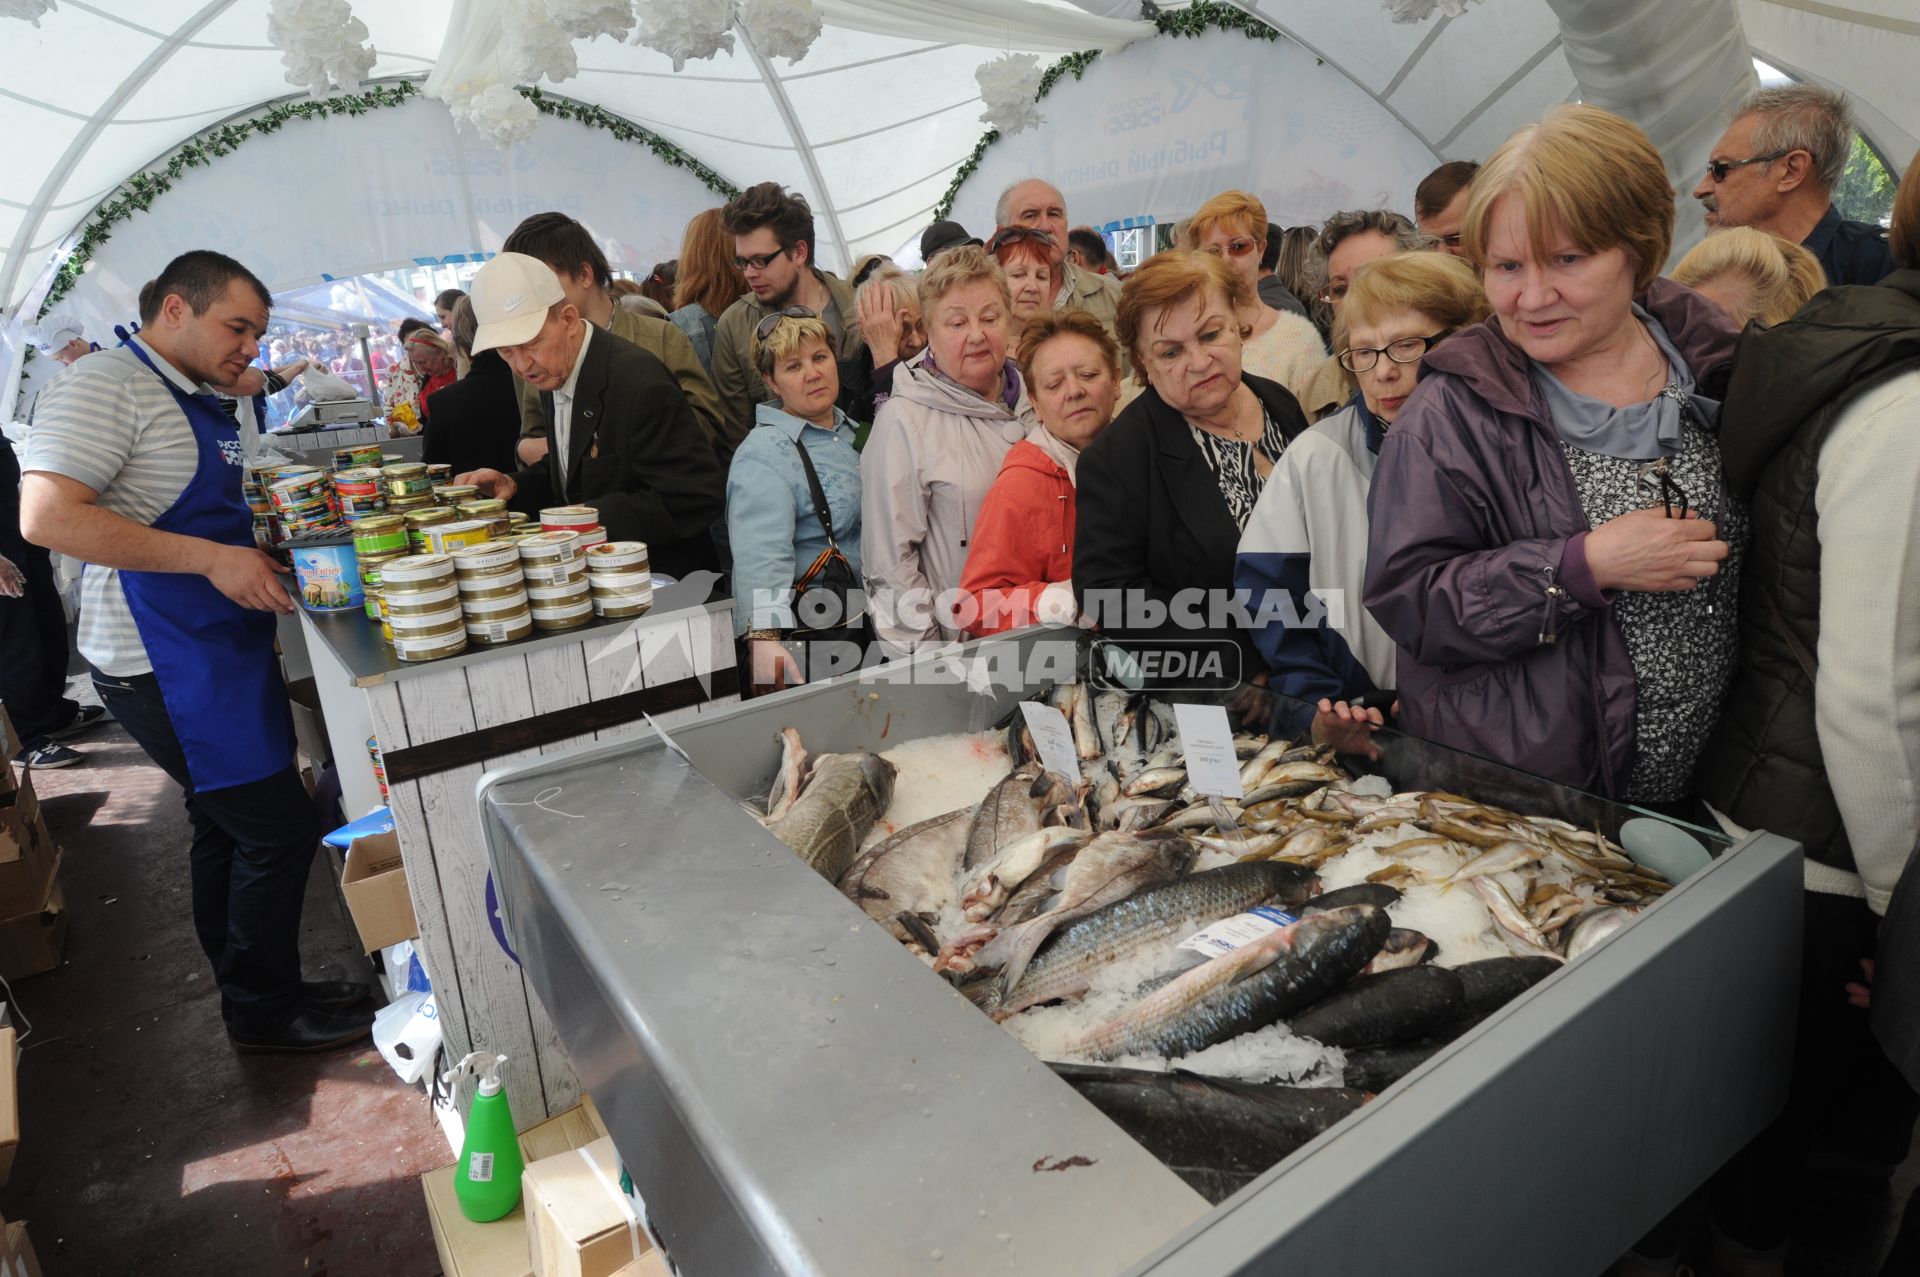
[712,182,869,443]
[1692,84,1895,288]
[995,179,1123,341]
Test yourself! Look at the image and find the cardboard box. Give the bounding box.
[0,1028,16,1188]
[0,772,42,866]
[0,784,55,920]
[421,1100,609,1277]
[2,1220,42,1277]
[341,831,417,953]
[524,1136,656,1277]
[0,880,67,981]
[608,1257,671,1277]
[285,676,333,768]
[0,706,20,772]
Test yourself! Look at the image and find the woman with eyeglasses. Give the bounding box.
[862,245,1035,657]
[1184,192,1327,408]
[1074,250,1309,689]
[1235,252,1488,753]
[960,311,1123,636]
[728,309,866,695]
[1364,104,1744,812]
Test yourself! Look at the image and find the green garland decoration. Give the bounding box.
[933,1,1276,222]
[32,81,738,326]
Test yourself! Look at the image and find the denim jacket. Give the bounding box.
[725,401,863,635]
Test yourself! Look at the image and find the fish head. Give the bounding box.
[861,753,900,809]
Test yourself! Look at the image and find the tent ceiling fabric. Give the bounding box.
[1,0,1916,324]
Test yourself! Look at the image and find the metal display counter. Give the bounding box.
[479,631,1802,1276]
[295,579,738,1126]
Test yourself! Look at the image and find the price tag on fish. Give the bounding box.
[1172,702,1245,800]
[1019,700,1082,785]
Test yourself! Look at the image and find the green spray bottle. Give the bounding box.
[445,1051,525,1222]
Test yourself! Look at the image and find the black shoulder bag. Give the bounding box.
[789,438,866,640]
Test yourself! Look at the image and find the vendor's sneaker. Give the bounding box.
[49,704,109,740]
[16,742,84,769]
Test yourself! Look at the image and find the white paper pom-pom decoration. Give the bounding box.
[266,0,378,95]
[0,0,57,26]
[547,0,635,42]
[449,83,541,149]
[1379,0,1483,23]
[738,0,821,65]
[976,53,1046,137]
[633,0,736,72]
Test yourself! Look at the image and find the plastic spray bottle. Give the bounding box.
[445,1051,525,1222]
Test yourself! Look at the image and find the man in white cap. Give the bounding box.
[455,252,724,580]
[31,310,97,366]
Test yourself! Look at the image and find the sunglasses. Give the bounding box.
[755,305,818,342]
[1704,151,1789,182]
[1199,237,1261,259]
[733,246,791,271]
[987,226,1057,254]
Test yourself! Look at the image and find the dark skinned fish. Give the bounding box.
[1341,1038,1454,1092]
[1298,883,1402,914]
[1075,905,1391,1061]
[764,750,897,882]
[1051,1063,1368,1205]
[965,768,1073,870]
[1286,965,1467,1049]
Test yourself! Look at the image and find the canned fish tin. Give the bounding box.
[507,512,530,529]
[516,531,582,564]
[455,575,528,603]
[433,482,480,503]
[540,505,600,530]
[457,499,510,536]
[425,463,453,484]
[525,579,591,607]
[529,597,594,631]
[363,583,382,621]
[267,471,331,512]
[357,550,404,586]
[464,608,534,646]
[386,601,463,631]
[382,462,434,498]
[573,527,609,551]
[332,444,384,471]
[386,493,435,517]
[586,541,649,573]
[392,628,469,662]
[289,542,363,612]
[461,590,532,620]
[381,583,460,617]
[592,593,653,619]
[352,515,410,558]
[405,507,457,553]
[588,569,654,599]
[520,558,587,587]
[424,520,493,556]
[450,543,520,575]
[377,553,457,592]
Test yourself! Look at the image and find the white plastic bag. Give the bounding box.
[301,366,360,402]
[373,990,442,1085]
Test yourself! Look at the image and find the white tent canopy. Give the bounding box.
[3,0,1916,419]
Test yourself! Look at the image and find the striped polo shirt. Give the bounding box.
[22,338,212,676]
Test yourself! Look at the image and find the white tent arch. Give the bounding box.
[2,0,1915,422]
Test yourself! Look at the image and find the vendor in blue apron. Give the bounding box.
[19,250,374,1055]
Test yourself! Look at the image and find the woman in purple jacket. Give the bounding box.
[1364,104,1743,807]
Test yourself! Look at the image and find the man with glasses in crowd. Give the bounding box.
[711,182,868,441]
[1693,84,1895,287]
[996,178,1124,343]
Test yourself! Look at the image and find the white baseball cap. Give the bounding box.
[31,309,84,352]
[468,252,566,354]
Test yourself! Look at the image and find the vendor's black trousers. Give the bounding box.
[0,543,76,746]
[89,667,317,1034]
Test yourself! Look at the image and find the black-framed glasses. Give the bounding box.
[986,225,1057,255]
[733,246,791,271]
[1704,151,1790,182]
[755,305,818,341]
[1338,332,1446,373]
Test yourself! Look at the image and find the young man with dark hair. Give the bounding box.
[1414,159,1479,255]
[1255,220,1309,317]
[501,211,733,461]
[1065,226,1110,274]
[710,182,868,440]
[20,249,374,1055]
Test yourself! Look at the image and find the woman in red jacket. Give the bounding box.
[960,310,1122,635]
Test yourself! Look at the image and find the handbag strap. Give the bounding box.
[791,434,840,549]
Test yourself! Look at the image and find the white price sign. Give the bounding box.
[1019,700,1083,784]
[1173,702,1245,800]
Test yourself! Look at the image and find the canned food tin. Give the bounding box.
[573,527,609,551]
[378,553,457,591]
[363,584,382,622]
[586,540,650,572]
[425,463,453,484]
[381,583,460,617]
[592,594,653,619]
[267,471,331,512]
[450,543,520,575]
[433,484,480,505]
[405,508,457,553]
[589,572,654,600]
[352,516,410,558]
[386,494,435,518]
[525,580,591,607]
[337,494,389,520]
[464,608,534,645]
[289,542,363,612]
[392,629,469,662]
[517,531,582,563]
[520,559,587,587]
[424,520,493,556]
[540,505,600,530]
[457,499,510,536]
[358,551,404,585]
[382,462,434,498]
[461,590,532,618]
[507,512,530,528]
[456,576,528,604]
[385,602,464,633]
[333,466,384,496]
[529,597,595,631]
[332,444,384,471]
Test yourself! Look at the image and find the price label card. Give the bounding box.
[1173,702,1245,799]
[1020,700,1083,784]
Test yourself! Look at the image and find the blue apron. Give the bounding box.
[116,331,296,792]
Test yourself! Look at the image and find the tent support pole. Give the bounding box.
[735,26,854,272]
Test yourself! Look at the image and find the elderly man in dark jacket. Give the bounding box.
[455,252,723,580]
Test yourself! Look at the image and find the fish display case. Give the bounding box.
[477,628,1803,1277]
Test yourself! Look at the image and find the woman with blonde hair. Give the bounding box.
[862,245,1034,655]
[671,207,751,370]
[1236,252,1488,751]
[1365,103,1744,810]
[1672,226,1827,328]
[1185,191,1327,405]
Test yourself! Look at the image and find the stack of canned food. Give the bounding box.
[452,543,532,646]
[520,530,594,632]
[585,541,653,618]
[379,553,467,662]
[539,505,608,552]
